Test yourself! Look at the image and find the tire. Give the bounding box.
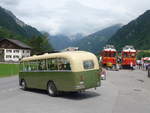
[21,80,27,90]
[47,81,58,97]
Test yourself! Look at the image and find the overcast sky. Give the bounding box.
[0,0,150,36]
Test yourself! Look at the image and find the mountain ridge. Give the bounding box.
[72,24,122,53]
[107,10,150,50]
[0,6,53,54]
[0,6,42,38]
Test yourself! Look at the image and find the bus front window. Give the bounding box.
[111,52,116,57]
[123,53,128,58]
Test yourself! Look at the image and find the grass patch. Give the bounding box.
[0,63,19,78]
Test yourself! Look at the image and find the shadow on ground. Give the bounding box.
[20,88,100,100]
[60,91,100,100]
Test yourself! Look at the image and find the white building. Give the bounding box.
[0,39,31,62]
[64,47,79,51]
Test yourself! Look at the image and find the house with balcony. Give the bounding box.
[0,38,31,62]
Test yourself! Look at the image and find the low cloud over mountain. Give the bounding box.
[1,0,150,36]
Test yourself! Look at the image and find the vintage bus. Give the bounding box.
[101,45,117,70]
[19,51,101,96]
[121,45,136,68]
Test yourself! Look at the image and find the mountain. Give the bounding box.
[107,10,150,50]
[72,24,122,53]
[0,6,53,54]
[48,33,84,50]
[69,33,84,41]
[49,34,72,50]
[0,6,42,38]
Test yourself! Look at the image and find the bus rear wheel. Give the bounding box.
[47,81,58,97]
[21,80,27,90]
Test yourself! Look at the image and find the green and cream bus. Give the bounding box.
[19,51,101,96]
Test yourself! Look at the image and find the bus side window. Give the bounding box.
[59,58,71,70]
[20,62,24,71]
[23,62,29,71]
[38,60,47,70]
[65,63,71,70]
[30,61,38,71]
[47,58,58,70]
[47,58,71,71]
[23,62,31,71]
[25,61,35,71]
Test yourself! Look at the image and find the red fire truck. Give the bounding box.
[101,45,117,69]
[121,45,136,68]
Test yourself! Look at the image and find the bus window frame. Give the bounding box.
[122,52,136,58]
[38,59,47,71]
[83,60,95,70]
[103,51,116,57]
[21,57,72,72]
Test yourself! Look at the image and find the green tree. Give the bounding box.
[29,36,53,55]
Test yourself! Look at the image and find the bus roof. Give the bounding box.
[103,48,116,52]
[21,51,99,72]
[103,45,116,52]
[122,45,136,52]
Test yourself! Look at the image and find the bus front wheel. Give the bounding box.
[21,80,27,90]
[47,81,58,97]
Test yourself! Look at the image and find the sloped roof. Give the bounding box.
[0,38,32,49]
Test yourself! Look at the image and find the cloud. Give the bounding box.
[0,0,150,35]
[0,0,19,6]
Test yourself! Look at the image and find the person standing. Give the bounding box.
[130,62,133,70]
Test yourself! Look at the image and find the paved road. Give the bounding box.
[0,70,150,113]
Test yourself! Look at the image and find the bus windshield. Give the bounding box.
[123,52,136,58]
[103,52,116,57]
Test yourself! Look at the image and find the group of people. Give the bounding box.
[136,59,149,70]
